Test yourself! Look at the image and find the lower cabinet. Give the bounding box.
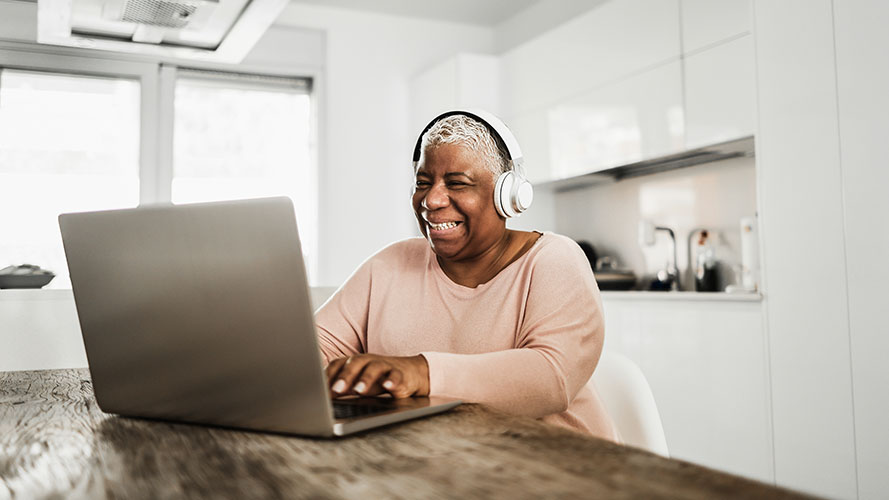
[600,296,773,484]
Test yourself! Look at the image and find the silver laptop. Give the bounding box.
[59,197,460,437]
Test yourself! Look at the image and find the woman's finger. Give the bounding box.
[352,361,392,395]
[382,369,411,398]
[325,357,349,385]
[330,355,372,395]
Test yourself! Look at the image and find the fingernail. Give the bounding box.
[332,380,346,393]
[383,380,394,390]
[353,382,366,393]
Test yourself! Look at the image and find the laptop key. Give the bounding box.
[332,401,397,420]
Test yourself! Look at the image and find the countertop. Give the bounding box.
[0,368,811,499]
[601,291,763,302]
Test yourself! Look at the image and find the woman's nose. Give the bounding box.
[421,183,449,210]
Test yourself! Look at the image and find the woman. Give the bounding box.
[315,111,618,440]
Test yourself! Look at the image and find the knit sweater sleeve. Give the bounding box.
[313,259,373,365]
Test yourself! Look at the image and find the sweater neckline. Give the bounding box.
[429,231,548,292]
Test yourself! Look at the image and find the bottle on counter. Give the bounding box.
[694,230,718,292]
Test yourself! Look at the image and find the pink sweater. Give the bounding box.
[314,232,619,440]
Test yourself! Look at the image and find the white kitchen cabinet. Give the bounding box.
[680,0,752,54]
[499,0,680,119]
[754,1,858,498]
[833,1,889,498]
[409,53,501,136]
[683,35,755,149]
[548,61,684,178]
[509,60,684,182]
[601,296,773,484]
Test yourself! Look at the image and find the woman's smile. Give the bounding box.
[426,220,463,234]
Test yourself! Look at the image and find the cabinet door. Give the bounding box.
[500,0,680,118]
[546,61,684,179]
[602,298,773,484]
[681,0,752,54]
[683,35,756,149]
[833,1,889,498]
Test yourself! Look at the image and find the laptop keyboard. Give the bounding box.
[332,400,396,420]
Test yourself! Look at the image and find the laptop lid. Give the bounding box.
[60,197,336,436]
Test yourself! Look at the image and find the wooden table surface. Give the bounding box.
[0,369,813,499]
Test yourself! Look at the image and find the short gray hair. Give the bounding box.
[418,114,509,178]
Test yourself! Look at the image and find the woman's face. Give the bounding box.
[412,143,505,261]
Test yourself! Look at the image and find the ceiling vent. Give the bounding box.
[37,0,289,63]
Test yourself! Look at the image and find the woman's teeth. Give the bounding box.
[429,221,459,231]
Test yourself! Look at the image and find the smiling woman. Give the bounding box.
[314,110,618,440]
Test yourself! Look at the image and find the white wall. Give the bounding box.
[274,4,494,286]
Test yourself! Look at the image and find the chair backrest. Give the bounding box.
[589,351,669,456]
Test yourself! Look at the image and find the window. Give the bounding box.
[0,68,141,288]
[171,70,316,278]
[0,53,316,289]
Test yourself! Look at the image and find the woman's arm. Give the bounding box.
[314,259,374,364]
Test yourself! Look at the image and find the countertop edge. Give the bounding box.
[600,291,763,302]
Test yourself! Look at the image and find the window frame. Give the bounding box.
[0,46,161,203]
[0,42,320,283]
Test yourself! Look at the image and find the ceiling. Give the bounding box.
[287,0,540,26]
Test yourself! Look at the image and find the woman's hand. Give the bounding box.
[325,354,430,399]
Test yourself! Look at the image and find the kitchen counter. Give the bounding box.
[601,291,763,302]
[0,368,810,499]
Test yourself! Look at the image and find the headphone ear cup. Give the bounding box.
[515,178,534,212]
[495,171,533,218]
[494,171,514,218]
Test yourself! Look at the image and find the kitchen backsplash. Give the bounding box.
[510,156,757,291]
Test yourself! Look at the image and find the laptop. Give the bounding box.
[59,197,460,437]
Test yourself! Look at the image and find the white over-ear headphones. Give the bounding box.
[412,109,534,218]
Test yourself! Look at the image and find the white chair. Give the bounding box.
[589,351,669,456]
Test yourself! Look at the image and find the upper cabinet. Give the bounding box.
[499,0,683,182]
[513,61,683,182]
[499,0,681,119]
[680,0,752,53]
[408,0,756,185]
[681,0,755,150]
[683,35,755,150]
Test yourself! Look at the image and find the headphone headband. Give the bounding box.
[411,109,524,172]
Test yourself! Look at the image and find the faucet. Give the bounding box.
[638,220,680,291]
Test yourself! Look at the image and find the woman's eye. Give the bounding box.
[447,181,467,187]
[415,180,430,188]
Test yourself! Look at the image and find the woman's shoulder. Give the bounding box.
[522,232,592,274]
[376,236,428,256]
[366,237,429,268]
[528,232,586,259]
